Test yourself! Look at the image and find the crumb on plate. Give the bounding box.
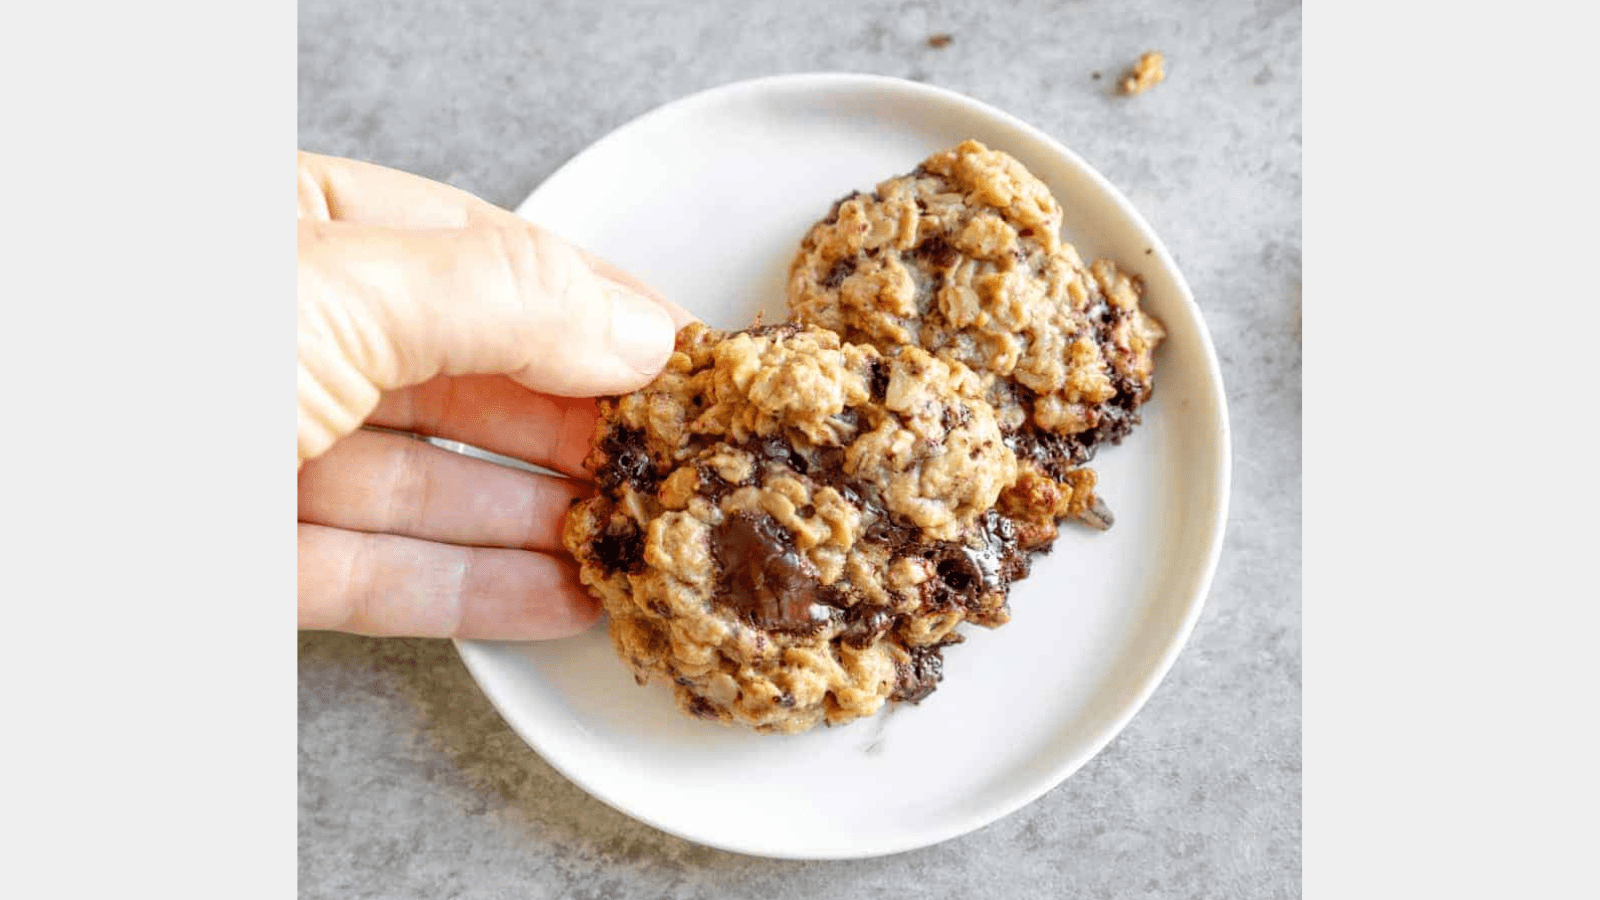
[1120,51,1165,96]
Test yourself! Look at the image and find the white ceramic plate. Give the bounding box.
[456,73,1230,860]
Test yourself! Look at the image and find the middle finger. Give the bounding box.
[298,429,590,552]
[366,374,600,478]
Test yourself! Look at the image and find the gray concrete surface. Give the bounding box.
[298,0,1301,896]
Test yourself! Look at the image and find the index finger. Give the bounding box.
[366,374,600,479]
[298,151,519,229]
[297,151,695,325]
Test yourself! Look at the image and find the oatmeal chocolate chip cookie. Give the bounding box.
[563,321,1033,733]
[787,140,1164,540]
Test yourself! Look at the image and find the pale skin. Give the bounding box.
[297,152,695,640]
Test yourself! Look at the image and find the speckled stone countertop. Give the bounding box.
[298,1,1301,896]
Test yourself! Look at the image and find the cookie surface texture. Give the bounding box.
[563,323,1032,733]
[787,140,1165,540]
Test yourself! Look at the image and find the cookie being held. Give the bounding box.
[563,322,1033,733]
[787,140,1165,542]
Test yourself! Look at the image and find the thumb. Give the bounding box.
[297,219,675,464]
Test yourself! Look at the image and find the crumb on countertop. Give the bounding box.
[1120,51,1165,96]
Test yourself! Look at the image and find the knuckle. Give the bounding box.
[446,548,474,636]
[386,437,432,534]
[496,225,602,323]
[340,533,375,633]
[297,164,334,221]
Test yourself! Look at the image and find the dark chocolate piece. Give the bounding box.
[891,644,945,703]
[867,358,889,403]
[822,257,857,289]
[592,517,645,576]
[840,604,895,649]
[595,426,659,494]
[712,512,830,633]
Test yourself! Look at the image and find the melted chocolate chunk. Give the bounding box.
[751,435,809,476]
[1084,294,1116,341]
[941,404,971,431]
[837,485,865,508]
[809,444,845,478]
[975,509,1031,585]
[817,582,851,609]
[988,317,1149,468]
[891,644,945,703]
[1075,371,1152,454]
[1007,427,1094,478]
[712,512,829,633]
[778,442,859,506]
[1086,389,1140,449]
[925,551,984,609]
[989,380,1027,435]
[913,235,960,269]
[867,358,889,403]
[592,518,645,575]
[595,426,659,494]
[697,464,736,500]
[863,513,921,554]
[918,509,1030,610]
[822,257,857,289]
[840,604,894,649]
[834,408,865,434]
[686,695,719,719]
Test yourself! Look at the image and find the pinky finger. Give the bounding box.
[297,523,601,640]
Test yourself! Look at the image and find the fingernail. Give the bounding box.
[608,288,676,376]
[600,273,698,329]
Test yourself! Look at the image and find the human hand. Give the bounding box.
[297,152,693,640]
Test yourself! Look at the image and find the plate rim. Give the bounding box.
[456,70,1233,860]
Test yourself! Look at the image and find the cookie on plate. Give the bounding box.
[787,140,1165,541]
[563,322,1033,733]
